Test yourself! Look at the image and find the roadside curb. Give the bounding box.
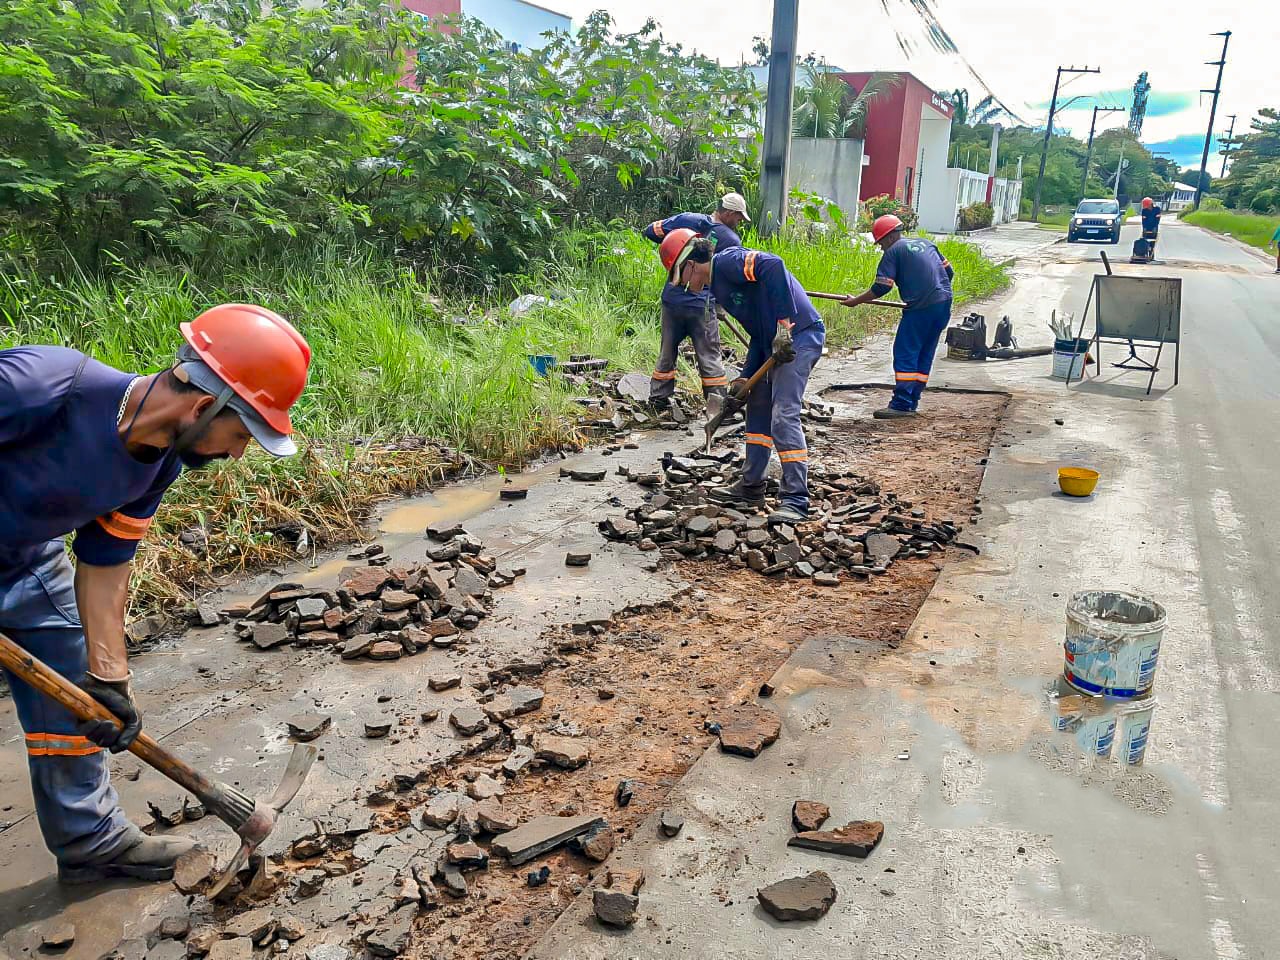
[1184,221,1274,266]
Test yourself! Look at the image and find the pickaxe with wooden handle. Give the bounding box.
[703,354,778,453]
[0,632,317,898]
[806,290,906,309]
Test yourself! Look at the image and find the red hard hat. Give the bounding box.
[180,304,311,436]
[1141,197,1153,208]
[659,227,699,274]
[871,214,904,242]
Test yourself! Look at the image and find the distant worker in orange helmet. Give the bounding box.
[1139,197,1162,261]
[842,214,954,418]
[0,304,310,884]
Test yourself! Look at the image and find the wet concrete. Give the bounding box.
[0,438,695,954]
[529,218,1279,958]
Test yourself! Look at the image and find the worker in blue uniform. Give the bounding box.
[1140,197,1162,261]
[640,192,751,404]
[842,214,954,419]
[0,304,310,884]
[666,236,826,524]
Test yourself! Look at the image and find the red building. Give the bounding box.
[837,71,953,210]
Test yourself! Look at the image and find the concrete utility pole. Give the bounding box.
[1193,30,1230,210]
[757,0,799,237]
[1112,138,1126,201]
[1080,105,1125,201]
[985,123,1001,204]
[1032,65,1101,221]
[1220,113,1238,178]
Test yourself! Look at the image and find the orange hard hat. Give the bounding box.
[180,304,310,437]
[659,227,699,274]
[871,214,904,242]
[1141,197,1153,208]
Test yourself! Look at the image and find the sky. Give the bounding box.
[550,0,1271,175]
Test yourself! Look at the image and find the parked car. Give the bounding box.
[1067,199,1122,243]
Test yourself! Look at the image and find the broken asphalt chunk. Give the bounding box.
[659,810,684,837]
[364,717,393,739]
[449,705,489,736]
[564,550,592,567]
[492,813,605,866]
[172,848,215,894]
[40,923,75,951]
[788,820,884,859]
[534,734,590,769]
[614,779,634,807]
[593,889,638,928]
[526,865,551,887]
[716,703,782,758]
[571,822,615,862]
[757,870,837,922]
[791,800,831,832]
[250,621,291,650]
[428,673,462,692]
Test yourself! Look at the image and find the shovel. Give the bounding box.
[0,632,317,897]
[703,354,778,453]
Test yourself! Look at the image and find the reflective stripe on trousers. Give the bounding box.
[650,302,727,400]
[0,540,140,865]
[891,300,952,411]
[742,324,825,513]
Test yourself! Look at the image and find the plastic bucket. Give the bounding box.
[1116,698,1156,765]
[1063,590,1166,699]
[527,354,557,377]
[1051,341,1088,380]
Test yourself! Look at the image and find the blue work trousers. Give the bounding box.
[0,541,139,865]
[891,300,952,411]
[743,324,825,514]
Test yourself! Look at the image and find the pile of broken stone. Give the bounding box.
[219,523,524,662]
[601,450,963,585]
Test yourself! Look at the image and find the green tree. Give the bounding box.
[1212,108,1280,210]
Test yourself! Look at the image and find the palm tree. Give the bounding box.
[793,68,900,139]
[949,87,1003,127]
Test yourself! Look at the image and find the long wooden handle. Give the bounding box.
[807,290,906,309]
[0,632,221,803]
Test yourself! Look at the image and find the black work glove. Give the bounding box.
[772,323,796,364]
[728,377,749,401]
[77,674,142,753]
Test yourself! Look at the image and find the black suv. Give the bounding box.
[1067,199,1122,244]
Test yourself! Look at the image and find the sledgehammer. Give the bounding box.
[0,631,316,897]
[806,290,906,309]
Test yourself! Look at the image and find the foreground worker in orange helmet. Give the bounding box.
[0,304,310,883]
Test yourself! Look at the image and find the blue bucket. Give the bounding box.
[528,354,557,377]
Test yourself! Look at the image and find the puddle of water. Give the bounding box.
[300,555,354,585]
[379,486,500,534]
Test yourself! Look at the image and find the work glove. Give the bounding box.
[729,377,749,401]
[772,322,796,364]
[77,673,142,753]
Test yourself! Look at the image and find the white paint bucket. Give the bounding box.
[1117,699,1157,766]
[1051,348,1087,381]
[1063,590,1166,699]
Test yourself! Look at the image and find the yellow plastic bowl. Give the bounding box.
[1058,467,1100,497]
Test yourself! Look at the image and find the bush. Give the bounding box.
[857,195,919,233]
[957,202,994,232]
[1199,197,1226,211]
[1249,190,1275,214]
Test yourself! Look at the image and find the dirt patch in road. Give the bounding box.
[395,388,1007,959]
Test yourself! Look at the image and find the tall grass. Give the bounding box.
[0,228,1007,614]
[1182,209,1280,251]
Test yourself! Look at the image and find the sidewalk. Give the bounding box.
[529,254,1249,959]
[933,220,1063,263]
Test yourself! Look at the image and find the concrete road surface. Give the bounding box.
[533,217,1280,959]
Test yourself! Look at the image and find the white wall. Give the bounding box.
[461,0,570,50]
[914,113,954,232]
[789,138,864,222]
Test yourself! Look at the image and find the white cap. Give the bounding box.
[720,192,751,221]
[176,346,297,457]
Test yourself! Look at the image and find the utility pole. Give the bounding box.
[1032,64,1100,221]
[757,0,799,237]
[1219,113,1238,177]
[1080,105,1125,200]
[1112,138,1125,201]
[1193,30,1230,210]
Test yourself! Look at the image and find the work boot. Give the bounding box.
[58,834,197,885]
[768,503,808,526]
[707,480,766,509]
[873,407,917,420]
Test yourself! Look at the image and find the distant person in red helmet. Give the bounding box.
[1140,197,1162,261]
[0,304,310,884]
[842,214,954,418]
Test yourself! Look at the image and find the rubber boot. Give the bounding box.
[58,834,198,885]
[873,407,917,420]
[767,503,808,526]
[707,479,766,509]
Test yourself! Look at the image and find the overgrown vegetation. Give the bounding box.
[957,202,994,232]
[1211,107,1280,213]
[0,0,758,278]
[858,195,919,233]
[1182,208,1280,250]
